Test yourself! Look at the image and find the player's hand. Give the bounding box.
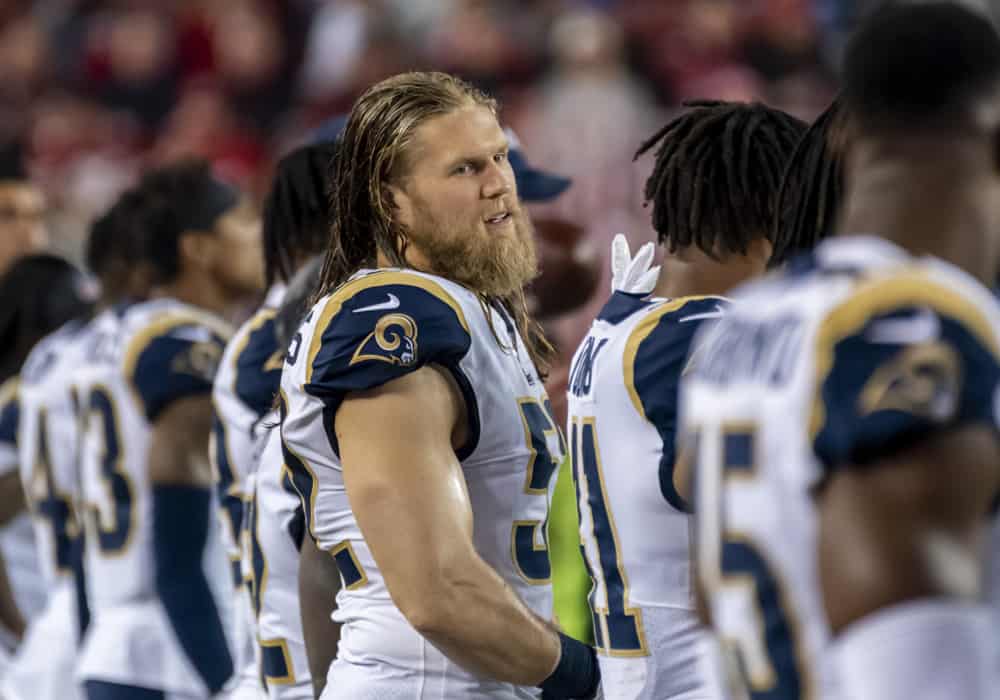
[610,233,660,295]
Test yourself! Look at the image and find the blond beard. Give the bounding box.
[403,208,538,297]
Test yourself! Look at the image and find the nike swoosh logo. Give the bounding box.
[679,304,727,323]
[353,293,401,314]
[867,308,940,345]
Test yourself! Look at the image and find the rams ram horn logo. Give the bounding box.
[350,313,419,367]
[858,341,960,422]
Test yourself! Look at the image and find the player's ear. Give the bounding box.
[386,182,414,231]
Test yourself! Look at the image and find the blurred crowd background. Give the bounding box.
[3,0,857,261]
[2,0,869,395]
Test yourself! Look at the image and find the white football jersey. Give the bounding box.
[8,320,93,700]
[213,284,286,700]
[279,268,560,699]
[75,300,235,695]
[248,423,312,699]
[567,292,724,700]
[682,236,1000,700]
[17,320,90,595]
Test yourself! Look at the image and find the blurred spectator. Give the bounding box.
[0,142,48,277]
[7,0,837,274]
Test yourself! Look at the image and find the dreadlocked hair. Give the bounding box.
[316,71,554,375]
[263,141,339,288]
[635,100,806,259]
[770,98,847,267]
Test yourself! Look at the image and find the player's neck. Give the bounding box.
[151,273,232,317]
[655,243,768,299]
[839,158,996,286]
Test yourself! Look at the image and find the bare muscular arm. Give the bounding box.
[818,425,1000,632]
[336,365,562,685]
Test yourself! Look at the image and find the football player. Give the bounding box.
[0,255,94,674]
[280,71,598,699]
[213,141,338,699]
[7,190,151,700]
[75,161,262,700]
[565,101,804,700]
[681,4,1000,699]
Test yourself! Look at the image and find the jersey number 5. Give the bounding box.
[700,424,809,700]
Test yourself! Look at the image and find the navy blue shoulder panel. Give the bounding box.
[814,306,1000,469]
[626,296,727,511]
[234,310,282,419]
[812,277,1000,471]
[130,322,229,422]
[596,291,655,325]
[305,279,471,402]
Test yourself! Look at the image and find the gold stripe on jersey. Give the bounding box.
[809,271,1000,440]
[305,271,470,384]
[260,637,296,685]
[228,307,278,394]
[123,309,234,413]
[330,540,369,590]
[209,399,241,495]
[0,377,18,407]
[623,296,715,421]
[279,391,322,542]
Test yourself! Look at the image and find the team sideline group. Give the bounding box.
[0,3,997,700]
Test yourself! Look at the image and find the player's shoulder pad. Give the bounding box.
[229,307,282,419]
[625,296,729,425]
[0,378,18,447]
[125,307,234,422]
[596,291,656,325]
[304,270,471,401]
[811,270,1000,470]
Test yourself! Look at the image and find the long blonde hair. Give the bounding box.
[317,71,554,375]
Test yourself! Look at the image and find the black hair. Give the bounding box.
[770,98,847,266]
[273,255,323,350]
[133,159,239,284]
[0,254,95,383]
[85,188,150,287]
[0,141,27,182]
[635,100,806,259]
[262,142,338,288]
[844,2,1000,133]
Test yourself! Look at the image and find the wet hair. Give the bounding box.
[262,142,338,288]
[133,159,240,284]
[636,100,806,259]
[843,2,1000,134]
[316,71,553,374]
[770,98,847,266]
[317,72,496,292]
[0,254,95,383]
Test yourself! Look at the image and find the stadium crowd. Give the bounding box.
[2,2,998,700]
